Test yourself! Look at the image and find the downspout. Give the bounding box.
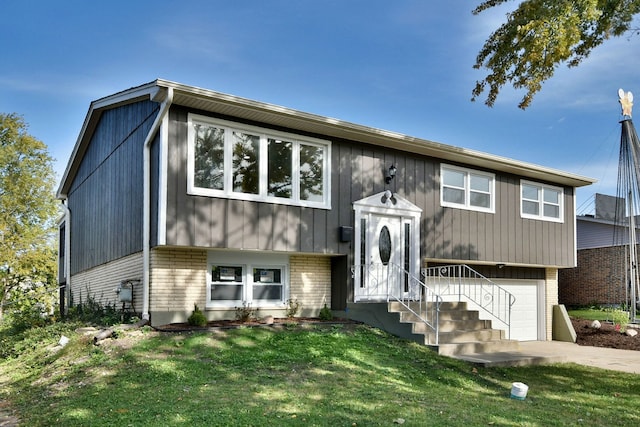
[62,199,71,313]
[142,87,173,321]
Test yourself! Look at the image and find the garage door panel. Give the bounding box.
[493,281,540,341]
[433,280,542,341]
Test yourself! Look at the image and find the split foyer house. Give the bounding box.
[57,80,595,347]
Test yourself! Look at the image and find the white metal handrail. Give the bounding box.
[352,263,442,345]
[422,264,515,338]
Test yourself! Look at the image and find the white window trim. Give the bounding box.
[251,265,287,304]
[440,164,495,213]
[187,114,331,209]
[520,180,564,223]
[206,251,290,309]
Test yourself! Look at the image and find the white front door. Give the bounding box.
[365,215,402,300]
[355,213,417,301]
[353,192,422,303]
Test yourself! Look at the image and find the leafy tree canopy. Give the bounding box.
[0,113,58,321]
[472,0,640,109]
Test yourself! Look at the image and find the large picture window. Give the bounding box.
[520,180,564,222]
[188,114,331,208]
[440,164,495,213]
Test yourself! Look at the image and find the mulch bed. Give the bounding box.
[155,317,359,332]
[571,318,640,351]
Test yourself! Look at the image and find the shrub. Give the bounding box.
[608,308,629,333]
[235,303,258,323]
[188,304,207,327]
[286,298,302,318]
[66,292,135,326]
[319,304,333,321]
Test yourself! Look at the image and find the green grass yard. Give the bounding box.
[569,307,628,322]
[1,322,639,426]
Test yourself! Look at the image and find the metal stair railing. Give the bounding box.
[421,264,515,338]
[352,263,442,345]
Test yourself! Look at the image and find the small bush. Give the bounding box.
[235,303,258,323]
[188,304,207,327]
[286,298,302,318]
[608,308,629,333]
[319,304,333,321]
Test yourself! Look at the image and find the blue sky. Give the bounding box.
[1,1,638,212]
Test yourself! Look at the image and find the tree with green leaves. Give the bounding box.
[472,0,640,109]
[0,113,58,322]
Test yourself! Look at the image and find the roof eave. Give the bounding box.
[58,79,596,199]
[56,81,161,198]
[155,79,595,188]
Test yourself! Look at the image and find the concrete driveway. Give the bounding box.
[518,341,640,374]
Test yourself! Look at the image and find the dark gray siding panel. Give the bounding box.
[68,100,158,274]
[163,107,576,267]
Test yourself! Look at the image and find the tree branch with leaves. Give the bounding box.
[472,0,640,109]
[0,113,58,322]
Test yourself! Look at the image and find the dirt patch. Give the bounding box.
[571,318,640,351]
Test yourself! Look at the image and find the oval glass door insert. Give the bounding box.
[379,225,391,265]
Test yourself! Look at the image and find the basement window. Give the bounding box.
[207,252,289,308]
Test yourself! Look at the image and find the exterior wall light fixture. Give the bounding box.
[385,165,397,184]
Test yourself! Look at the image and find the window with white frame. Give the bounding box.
[207,252,289,308]
[188,114,331,208]
[520,181,564,222]
[440,164,495,213]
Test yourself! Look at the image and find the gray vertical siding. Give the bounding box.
[162,107,577,267]
[68,100,158,274]
[576,220,623,249]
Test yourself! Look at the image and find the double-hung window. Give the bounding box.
[188,114,331,208]
[520,181,564,222]
[210,266,244,302]
[440,164,495,213]
[207,252,289,308]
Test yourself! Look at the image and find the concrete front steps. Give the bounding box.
[344,301,560,367]
[388,301,520,356]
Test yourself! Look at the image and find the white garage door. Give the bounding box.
[433,278,543,341]
[491,280,541,341]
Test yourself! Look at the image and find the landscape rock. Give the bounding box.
[590,320,601,329]
[262,315,274,325]
[625,328,638,337]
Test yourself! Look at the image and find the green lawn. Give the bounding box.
[568,308,624,322]
[1,322,639,426]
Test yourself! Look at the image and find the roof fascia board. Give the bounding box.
[57,82,160,198]
[154,79,595,188]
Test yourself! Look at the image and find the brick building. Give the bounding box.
[559,194,634,307]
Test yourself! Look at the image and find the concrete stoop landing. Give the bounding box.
[345,301,561,367]
[451,350,567,367]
